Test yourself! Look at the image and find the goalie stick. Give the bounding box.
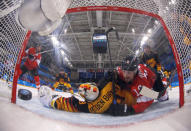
[106,27,120,105]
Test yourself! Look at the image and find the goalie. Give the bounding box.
[39,81,136,116]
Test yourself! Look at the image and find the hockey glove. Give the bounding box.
[108,103,135,116]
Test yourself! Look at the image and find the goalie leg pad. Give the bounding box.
[39,86,52,107]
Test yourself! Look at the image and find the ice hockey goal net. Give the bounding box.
[0,0,190,107]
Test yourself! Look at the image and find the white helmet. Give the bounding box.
[78,83,99,102]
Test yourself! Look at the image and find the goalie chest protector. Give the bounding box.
[88,82,113,113]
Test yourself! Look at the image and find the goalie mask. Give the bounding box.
[78,83,99,102]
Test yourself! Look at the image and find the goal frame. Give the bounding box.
[11,31,31,103]
[11,6,184,107]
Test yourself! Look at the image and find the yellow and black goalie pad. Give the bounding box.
[50,96,78,112]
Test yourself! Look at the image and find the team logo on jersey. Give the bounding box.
[138,70,148,79]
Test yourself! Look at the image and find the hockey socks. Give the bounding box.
[34,75,40,89]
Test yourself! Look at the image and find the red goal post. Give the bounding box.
[11,31,31,103]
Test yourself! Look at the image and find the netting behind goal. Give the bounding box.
[0,0,190,107]
[0,0,29,101]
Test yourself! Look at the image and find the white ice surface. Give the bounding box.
[0,79,191,130]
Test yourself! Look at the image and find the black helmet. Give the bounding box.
[121,55,139,71]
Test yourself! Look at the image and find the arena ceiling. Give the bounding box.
[28,10,170,72]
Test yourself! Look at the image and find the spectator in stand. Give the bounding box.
[0,56,14,82]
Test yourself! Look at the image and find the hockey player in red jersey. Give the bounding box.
[109,55,169,115]
[19,45,41,89]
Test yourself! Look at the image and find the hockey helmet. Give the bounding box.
[78,83,99,102]
[28,48,36,55]
[121,55,139,71]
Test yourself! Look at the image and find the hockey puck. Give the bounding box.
[18,89,32,100]
[187,89,191,93]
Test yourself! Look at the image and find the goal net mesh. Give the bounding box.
[0,0,27,99]
[0,0,190,105]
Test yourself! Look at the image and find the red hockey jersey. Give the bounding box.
[117,64,157,113]
[24,47,41,70]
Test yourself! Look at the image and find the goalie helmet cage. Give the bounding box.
[0,0,190,107]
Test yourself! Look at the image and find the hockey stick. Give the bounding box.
[139,85,167,99]
[106,27,120,104]
[22,47,70,60]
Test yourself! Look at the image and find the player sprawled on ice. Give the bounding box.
[18,44,41,89]
[39,55,168,116]
[52,70,73,94]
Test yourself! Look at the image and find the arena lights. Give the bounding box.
[142,36,148,42]
[51,36,59,47]
[64,29,67,33]
[67,61,73,68]
[154,20,159,25]
[147,29,152,33]
[64,56,69,62]
[52,36,68,51]
[60,50,65,56]
[61,43,68,50]
[141,36,148,47]
[69,63,73,67]
[132,28,135,33]
[169,0,176,5]
[135,50,139,56]
[62,54,72,68]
